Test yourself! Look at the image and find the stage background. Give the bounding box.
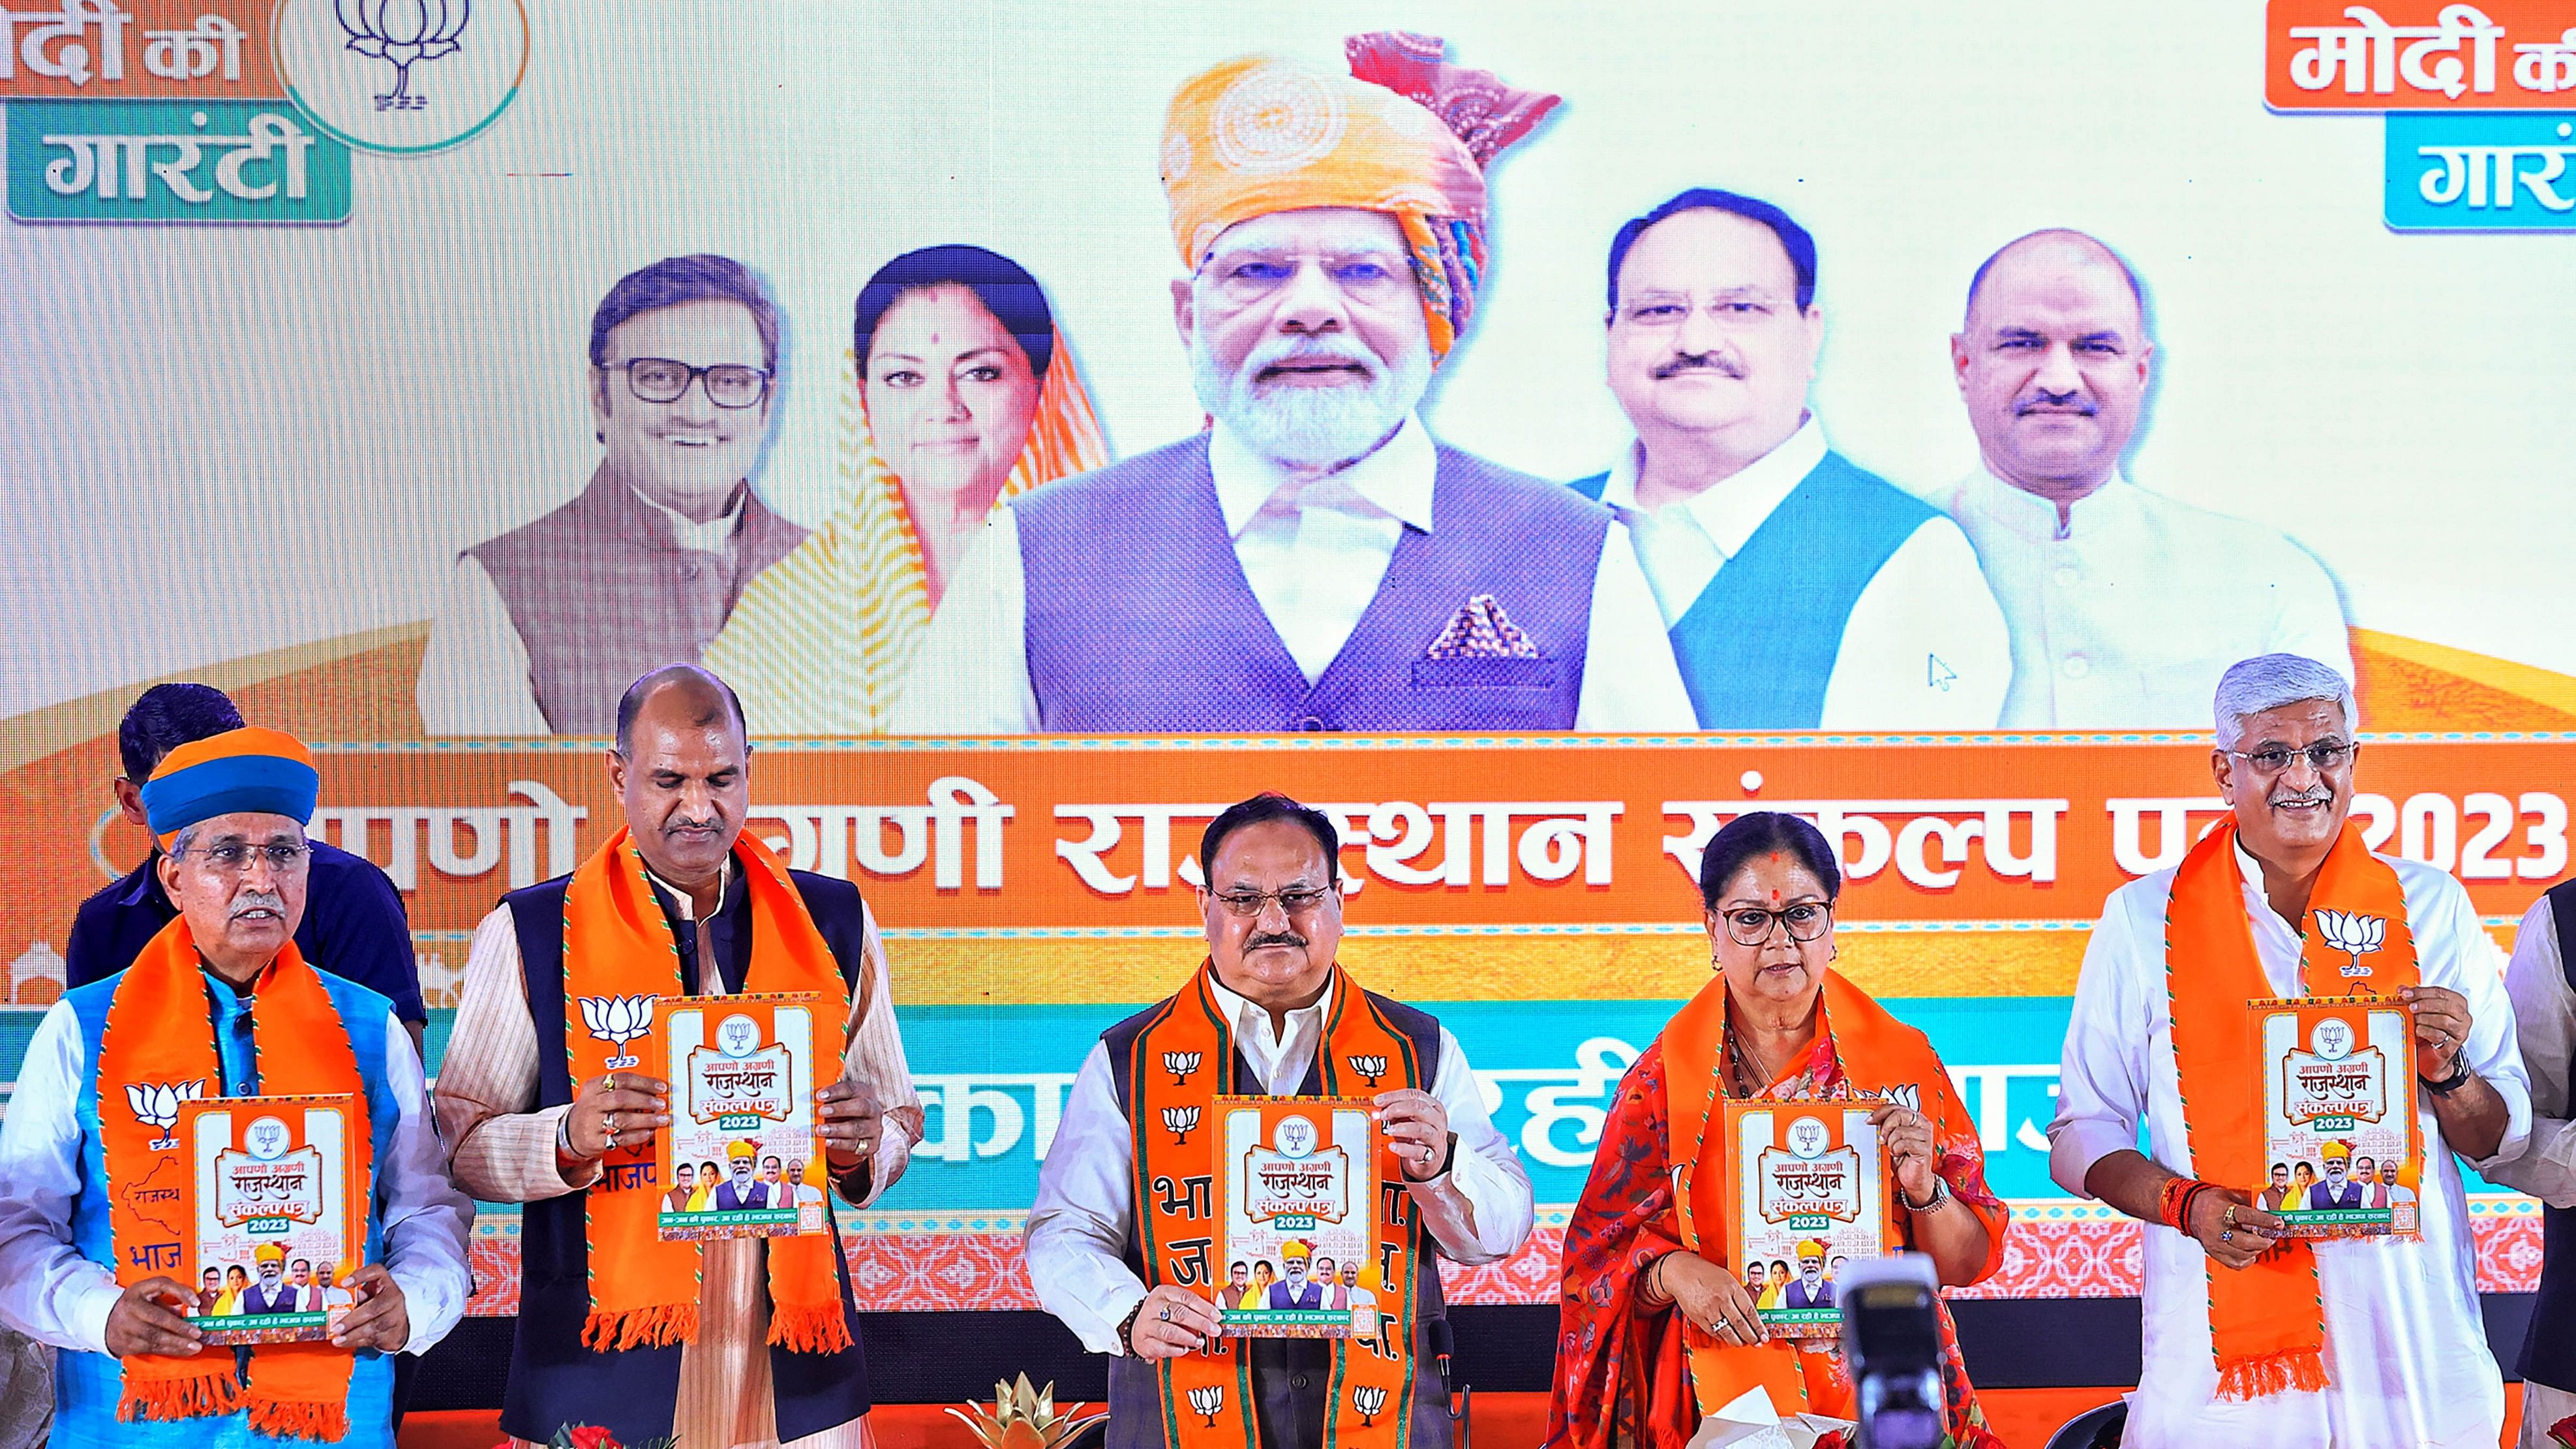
[2,0,2571,1395]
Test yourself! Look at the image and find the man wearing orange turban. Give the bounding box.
[898,34,1691,737]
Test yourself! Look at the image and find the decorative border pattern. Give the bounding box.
[459,1202,2547,1316]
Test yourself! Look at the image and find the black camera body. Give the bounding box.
[1837,1256,1947,1449]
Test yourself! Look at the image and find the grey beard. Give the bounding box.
[1191,340,1431,469]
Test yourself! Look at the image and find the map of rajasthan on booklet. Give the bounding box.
[1723,1101,1898,1339]
[1214,1097,1382,1339]
[656,992,832,1242]
[2256,997,2422,1240]
[177,1093,364,1345]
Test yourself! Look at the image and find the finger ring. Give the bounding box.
[2220,1228,2234,1243]
[1159,1306,1172,1322]
[603,1112,617,1138]
[2224,1204,2238,1228]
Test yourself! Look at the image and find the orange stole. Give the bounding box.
[1126,966,1424,1449]
[559,829,853,1354]
[1660,971,1987,1424]
[2164,820,2417,1400]
[98,920,371,1441]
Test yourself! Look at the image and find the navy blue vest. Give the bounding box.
[1096,990,1455,1449]
[2522,880,2576,1392]
[1019,433,1609,732]
[496,864,872,1445]
[1571,450,1935,728]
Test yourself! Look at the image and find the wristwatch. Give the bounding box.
[1902,1174,1954,1214]
[556,1112,596,1163]
[2419,1056,2474,1095]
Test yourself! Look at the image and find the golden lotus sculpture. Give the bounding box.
[947,1374,1108,1449]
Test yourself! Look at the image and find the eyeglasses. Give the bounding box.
[1209,885,1335,918]
[606,358,772,408]
[1719,902,1833,947]
[182,842,311,876]
[1196,249,1415,309]
[2228,741,2357,776]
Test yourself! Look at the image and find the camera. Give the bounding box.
[1836,1256,1946,1449]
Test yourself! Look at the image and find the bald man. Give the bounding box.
[1942,230,2352,728]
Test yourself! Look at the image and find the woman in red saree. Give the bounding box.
[1545,812,2010,1449]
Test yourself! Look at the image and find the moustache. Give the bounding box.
[230,891,288,919]
[2015,389,2097,418]
[1247,337,1378,377]
[2269,787,2334,808]
[1653,351,1744,381]
[1245,932,1307,953]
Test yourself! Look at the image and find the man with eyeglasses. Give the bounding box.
[898,37,1690,736]
[417,253,806,736]
[2050,652,2528,1448]
[0,726,472,1446]
[1941,230,2352,727]
[67,683,425,1052]
[1027,793,1532,1449]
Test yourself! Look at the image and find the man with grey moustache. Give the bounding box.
[896,38,1688,735]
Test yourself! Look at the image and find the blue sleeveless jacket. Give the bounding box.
[1571,450,1933,729]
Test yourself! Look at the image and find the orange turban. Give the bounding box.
[1160,32,1558,361]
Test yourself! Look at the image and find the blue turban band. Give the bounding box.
[141,752,320,842]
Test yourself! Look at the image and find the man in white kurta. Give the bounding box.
[2050,655,2528,1448]
[2485,887,2576,1448]
[1582,190,2009,730]
[1945,230,2353,728]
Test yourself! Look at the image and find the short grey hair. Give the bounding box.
[2213,653,2358,749]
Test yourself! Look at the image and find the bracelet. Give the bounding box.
[1115,1299,1148,1356]
[2419,1058,2473,1095]
[556,1112,596,1163]
[1902,1175,1953,1214]
[1637,1253,1676,1307]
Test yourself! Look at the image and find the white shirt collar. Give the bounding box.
[1202,969,1337,1087]
[629,482,748,555]
[1954,465,2140,543]
[1598,415,1828,558]
[1209,413,1438,540]
[643,854,734,923]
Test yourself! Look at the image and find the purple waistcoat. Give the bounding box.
[1016,433,1610,731]
[467,465,805,735]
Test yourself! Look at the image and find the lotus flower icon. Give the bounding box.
[1162,1051,1202,1086]
[1185,1386,1224,1426]
[335,0,473,108]
[1161,1105,1202,1144]
[1347,1054,1388,1087]
[126,1078,204,1150]
[1352,1385,1389,1426]
[580,992,658,1069]
[2314,910,2387,980]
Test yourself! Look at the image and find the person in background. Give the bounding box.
[2483,878,2576,1448]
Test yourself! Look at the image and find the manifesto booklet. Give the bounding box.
[655,992,831,1241]
[1723,1101,1898,1339]
[1213,1096,1380,1339]
[177,1093,363,1346]
[2256,997,2422,1240]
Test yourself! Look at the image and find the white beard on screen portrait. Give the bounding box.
[1191,331,1432,470]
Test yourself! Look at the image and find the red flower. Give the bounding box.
[2548,1410,2576,1448]
[567,1427,621,1449]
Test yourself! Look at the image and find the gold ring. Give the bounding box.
[2224,1204,2238,1228]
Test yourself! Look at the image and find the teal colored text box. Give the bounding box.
[7,98,351,224]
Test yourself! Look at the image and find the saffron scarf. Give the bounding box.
[1127,964,1425,1449]
[99,918,371,1440]
[2165,819,2416,1399]
[560,828,852,1353]
[1660,971,2003,1424]
[704,326,1108,737]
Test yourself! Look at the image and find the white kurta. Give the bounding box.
[2489,898,2576,1443]
[1023,973,1534,1354]
[889,414,1694,734]
[2049,839,2531,1449]
[1592,418,2012,730]
[1944,468,2354,729]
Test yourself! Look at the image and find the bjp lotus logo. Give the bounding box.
[580,993,657,1069]
[1162,1051,1202,1086]
[126,1078,204,1151]
[334,0,474,110]
[2314,910,2387,980]
[1347,1054,1388,1088]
